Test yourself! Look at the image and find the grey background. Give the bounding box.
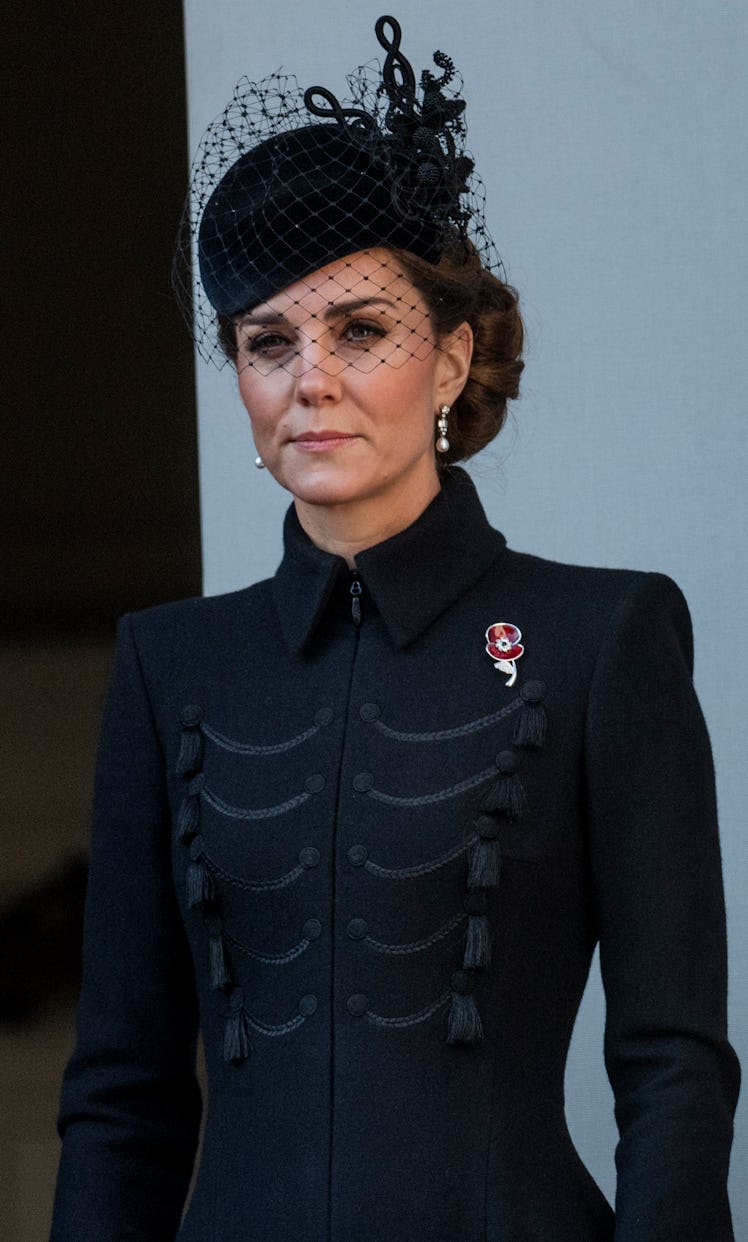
[183,0,747,1227]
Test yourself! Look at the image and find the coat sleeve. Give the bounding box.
[585,572,740,1241]
[51,613,202,1242]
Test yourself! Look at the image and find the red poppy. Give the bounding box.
[485,622,524,664]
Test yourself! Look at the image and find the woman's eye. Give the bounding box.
[243,331,294,356]
[342,320,387,345]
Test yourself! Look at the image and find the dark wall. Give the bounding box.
[4,1,201,635]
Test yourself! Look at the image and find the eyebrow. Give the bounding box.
[235,297,397,328]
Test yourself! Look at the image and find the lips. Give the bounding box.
[293,430,355,442]
[291,430,359,450]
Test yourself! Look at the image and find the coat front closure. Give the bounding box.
[53,469,739,1242]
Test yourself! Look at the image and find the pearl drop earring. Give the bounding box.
[254,456,265,469]
[436,404,450,454]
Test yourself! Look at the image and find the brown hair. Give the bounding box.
[393,242,524,464]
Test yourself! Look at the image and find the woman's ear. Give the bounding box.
[435,322,474,406]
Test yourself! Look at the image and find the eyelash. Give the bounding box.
[343,320,387,344]
[243,331,292,357]
[242,319,387,357]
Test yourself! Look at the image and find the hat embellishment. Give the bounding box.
[485,622,524,687]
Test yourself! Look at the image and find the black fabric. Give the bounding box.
[176,15,503,366]
[198,125,442,315]
[273,467,505,653]
[51,469,739,1241]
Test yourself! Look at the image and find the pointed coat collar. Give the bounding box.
[272,467,506,655]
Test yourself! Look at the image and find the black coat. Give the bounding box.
[52,468,739,1241]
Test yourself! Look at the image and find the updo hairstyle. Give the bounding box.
[396,241,524,464]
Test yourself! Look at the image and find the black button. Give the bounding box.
[474,815,498,840]
[305,774,325,794]
[298,994,318,1016]
[347,993,368,1016]
[451,970,475,996]
[180,705,203,727]
[464,892,487,914]
[353,772,374,792]
[347,844,368,867]
[520,679,547,704]
[359,702,381,721]
[299,847,320,868]
[347,918,368,940]
[303,918,322,940]
[495,749,520,775]
[314,707,334,726]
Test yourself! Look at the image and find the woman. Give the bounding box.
[52,16,739,1241]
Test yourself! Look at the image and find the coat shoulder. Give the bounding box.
[501,545,688,624]
[121,579,278,664]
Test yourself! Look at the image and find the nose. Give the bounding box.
[293,338,344,405]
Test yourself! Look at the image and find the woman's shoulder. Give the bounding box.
[120,578,278,657]
[497,544,693,650]
[501,542,684,594]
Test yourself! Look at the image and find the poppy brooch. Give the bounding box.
[485,622,524,687]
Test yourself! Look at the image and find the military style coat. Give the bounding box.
[52,469,739,1242]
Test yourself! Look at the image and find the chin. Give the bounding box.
[288,478,371,509]
[275,461,375,508]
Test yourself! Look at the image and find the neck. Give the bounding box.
[294,476,441,567]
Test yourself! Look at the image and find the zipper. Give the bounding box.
[349,570,363,627]
[329,568,363,1239]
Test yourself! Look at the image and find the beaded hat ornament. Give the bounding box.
[173,15,502,373]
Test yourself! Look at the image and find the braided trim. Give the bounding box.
[364,835,472,879]
[365,990,451,1028]
[202,720,320,755]
[367,765,495,807]
[245,1011,308,1037]
[204,853,304,892]
[223,927,312,966]
[203,786,311,820]
[365,911,466,955]
[370,697,520,742]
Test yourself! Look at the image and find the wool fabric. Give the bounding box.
[51,468,739,1241]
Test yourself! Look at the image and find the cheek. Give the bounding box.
[236,364,251,412]
[373,392,437,464]
[236,368,280,434]
[374,356,438,431]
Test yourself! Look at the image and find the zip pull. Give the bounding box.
[349,571,363,627]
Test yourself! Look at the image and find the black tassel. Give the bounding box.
[186,838,214,910]
[177,793,200,843]
[176,710,204,777]
[514,700,546,749]
[208,924,230,990]
[468,838,499,889]
[186,858,213,909]
[469,816,501,889]
[447,971,483,1046]
[463,891,491,968]
[464,914,492,968]
[482,771,527,819]
[514,680,547,749]
[223,1001,251,1064]
[447,993,483,1045]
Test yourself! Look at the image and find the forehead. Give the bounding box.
[250,249,421,318]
